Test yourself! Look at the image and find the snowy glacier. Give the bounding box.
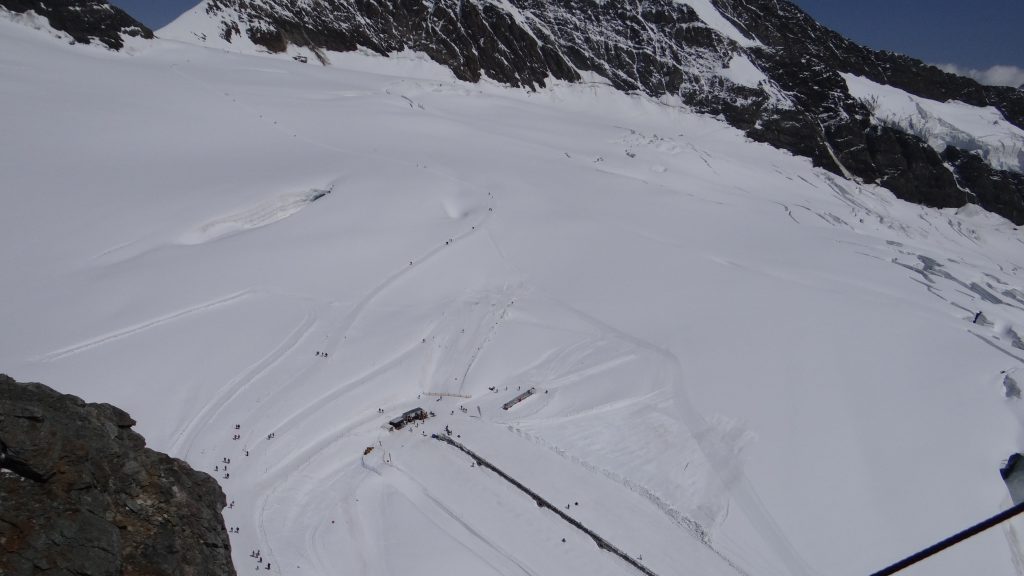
[3,11,1024,576]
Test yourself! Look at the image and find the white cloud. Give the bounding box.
[936,63,1024,89]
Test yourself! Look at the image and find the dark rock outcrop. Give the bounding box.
[713,0,1024,128]
[0,374,235,576]
[189,0,1024,224]
[942,146,1024,224]
[0,0,153,50]
[713,0,1024,220]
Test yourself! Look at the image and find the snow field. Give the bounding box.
[3,15,1024,576]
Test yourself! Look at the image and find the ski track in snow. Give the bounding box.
[172,302,317,458]
[239,288,737,576]
[382,462,538,576]
[240,176,497,452]
[260,350,419,475]
[536,294,818,576]
[423,287,519,396]
[34,290,253,362]
[506,425,752,576]
[218,130,504,575]
[339,468,376,575]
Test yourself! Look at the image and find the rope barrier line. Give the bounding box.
[431,434,660,576]
[435,432,1024,576]
[870,500,1024,576]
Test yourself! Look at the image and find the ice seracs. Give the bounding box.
[845,72,1024,173]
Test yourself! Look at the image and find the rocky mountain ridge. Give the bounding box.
[4,0,1022,223]
[0,374,236,576]
[168,0,1024,224]
[0,0,152,49]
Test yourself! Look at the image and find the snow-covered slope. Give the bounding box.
[4,15,1024,576]
[156,0,1024,226]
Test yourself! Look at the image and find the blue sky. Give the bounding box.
[111,0,1022,73]
[794,0,1022,71]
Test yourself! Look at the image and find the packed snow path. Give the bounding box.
[432,433,661,576]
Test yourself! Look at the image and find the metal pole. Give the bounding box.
[870,500,1024,576]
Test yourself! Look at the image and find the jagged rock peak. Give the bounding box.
[0,374,236,576]
[167,0,761,91]
[166,0,1024,224]
[0,0,153,50]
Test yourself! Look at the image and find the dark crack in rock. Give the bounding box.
[0,374,235,576]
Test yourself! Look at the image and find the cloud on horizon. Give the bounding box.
[936,63,1024,89]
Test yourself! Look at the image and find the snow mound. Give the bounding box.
[178,188,331,245]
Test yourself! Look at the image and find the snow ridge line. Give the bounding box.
[431,433,660,576]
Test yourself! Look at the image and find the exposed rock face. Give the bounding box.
[0,374,235,576]
[0,0,153,50]
[714,0,1024,223]
[942,146,1024,224]
[186,0,1024,224]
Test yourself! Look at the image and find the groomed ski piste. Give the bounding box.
[4,8,1024,576]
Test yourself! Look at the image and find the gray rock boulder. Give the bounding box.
[0,374,235,576]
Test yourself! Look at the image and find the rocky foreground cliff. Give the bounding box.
[0,374,235,576]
